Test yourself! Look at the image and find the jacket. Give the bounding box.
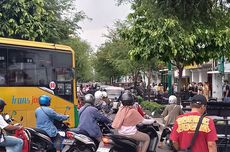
[35,106,68,137]
[77,104,111,139]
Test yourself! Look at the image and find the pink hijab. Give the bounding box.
[112,106,144,129]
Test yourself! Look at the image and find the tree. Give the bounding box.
[0,0,52,41]
[120,0,230,94]
[43,0,87,43]
[0,0,86,42]
[94,22,160,100]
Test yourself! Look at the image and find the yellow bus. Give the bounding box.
[0,37,78,127]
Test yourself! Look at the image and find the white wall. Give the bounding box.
[212,73,223,101]
[191,70,199,82]
[191,69,208,83]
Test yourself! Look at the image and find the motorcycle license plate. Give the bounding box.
[62,139,74,145]
[96,147,110,152]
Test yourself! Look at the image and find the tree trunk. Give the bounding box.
[147,65,152,101]
[133,71,139,90]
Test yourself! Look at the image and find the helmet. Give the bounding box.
[0,98,6,112]
[39,95,51,106]
[121,92,134,106]
[169,95,177,104]
[84,94,95,105]
[95,91,103,100]
[101,91,108,98]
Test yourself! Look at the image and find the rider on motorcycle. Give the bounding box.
[77,94,111,146]
[0,98,23,152]
[35,95,69,152]
[112,91,155,152]
[95,91,111,114]
[158,95,183,149]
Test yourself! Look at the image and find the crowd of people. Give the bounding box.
[0,84,219,152]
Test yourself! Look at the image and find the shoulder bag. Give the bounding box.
[177,114,205,152]
[40,107,63,129]
[164,105,177,123]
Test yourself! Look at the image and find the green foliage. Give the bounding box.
[93,22,160,83]
[43,0,87,43]
[0,0,86,43]
[140,101,165,114]
[0,0,52,41]
[120,0,230,92]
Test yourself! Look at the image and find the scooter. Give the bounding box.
[25,106,71,152]
[62,121,112,152]
[97,122,159,152]
[0,113,30,152]
[163,125,173,150]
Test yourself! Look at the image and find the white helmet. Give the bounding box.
[94,90,103,100]
[169,95,177,104]
[101,91,108,98]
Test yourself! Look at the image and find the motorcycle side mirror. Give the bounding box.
[20,116,23,121]
[64,106,70,115]
[151,112,155,116]
[12,110,17,116]
[66,106,70,111]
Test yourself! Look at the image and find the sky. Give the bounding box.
[75,0,131,50]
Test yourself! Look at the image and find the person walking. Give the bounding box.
[170,94,217,152]
[223,80,230,102]
[158,95,183,149]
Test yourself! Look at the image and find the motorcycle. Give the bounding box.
[97,122,159,152]
[0,112,30,152]
[62,121,113,152]
[163,125,173,150]
[25,106,71,152]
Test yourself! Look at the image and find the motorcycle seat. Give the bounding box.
[31,128,49,137]
[109,134,138,150]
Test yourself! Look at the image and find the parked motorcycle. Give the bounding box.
[97,122,159,152]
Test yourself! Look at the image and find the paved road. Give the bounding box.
[155,118,173,152]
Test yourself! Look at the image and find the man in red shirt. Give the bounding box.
[170,94,217,152]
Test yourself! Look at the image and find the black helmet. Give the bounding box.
[121,92,134,106]
[84,94,95,105]
[0,98,6,112]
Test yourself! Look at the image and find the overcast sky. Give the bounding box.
[75,0,131,50]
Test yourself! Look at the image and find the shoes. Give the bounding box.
[158,142,163,149]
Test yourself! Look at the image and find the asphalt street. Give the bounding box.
[155,118,173,152]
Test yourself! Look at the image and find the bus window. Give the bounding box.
[65,83,72,95]
[0,47,6,85]
[55,68,74,81]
